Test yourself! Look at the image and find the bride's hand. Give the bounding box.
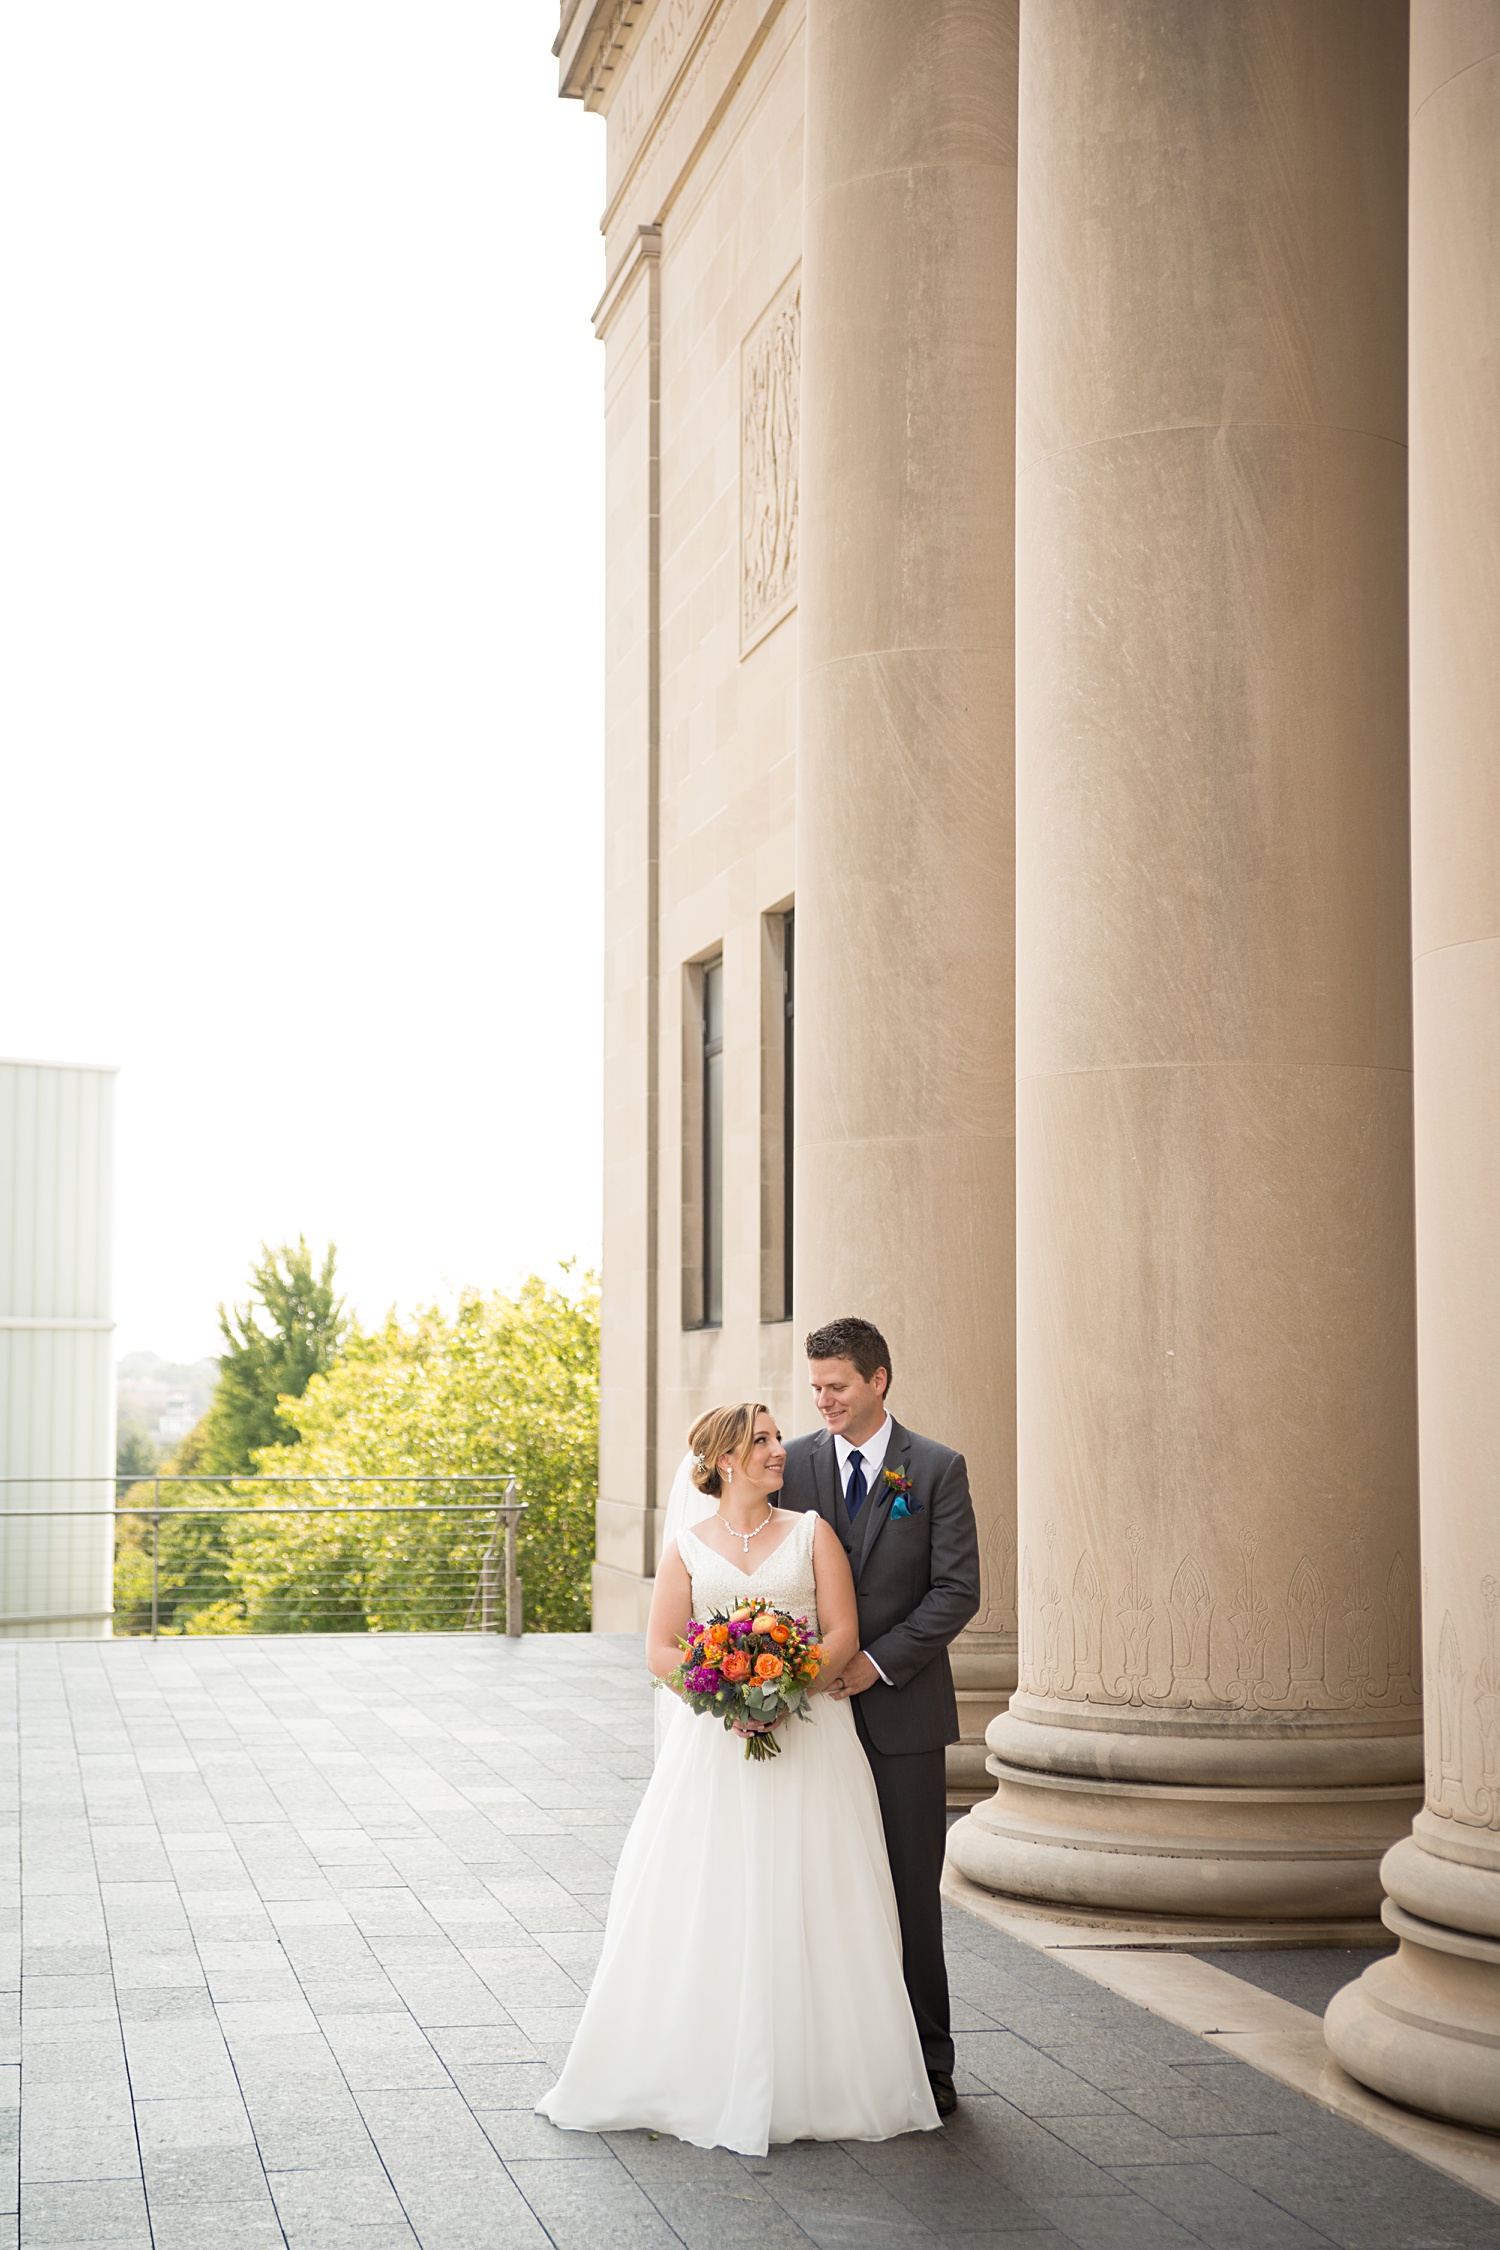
[732,1715,783,1738]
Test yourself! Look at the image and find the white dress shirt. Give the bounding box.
[834,1413,892,1495]
[833,1413,894,1684]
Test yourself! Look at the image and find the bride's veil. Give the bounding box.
[653,1447,715,1760]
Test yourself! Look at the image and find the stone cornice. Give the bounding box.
[592,222,662,341]
[601,0,789,239]
[555,0,649,108]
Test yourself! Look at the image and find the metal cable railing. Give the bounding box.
[0,1475,526,1640]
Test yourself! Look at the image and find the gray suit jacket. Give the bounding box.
[780,1418,981,1755]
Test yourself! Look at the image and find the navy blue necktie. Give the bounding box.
[844,1449,867,1521]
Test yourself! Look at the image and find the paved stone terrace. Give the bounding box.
[1,1634,1496,2250]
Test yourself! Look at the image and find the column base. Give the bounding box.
[948,1703,1422,1922]
[1325,1820,1500,2133]
[590,1562,654,1632]
[946,1636,1017,1805]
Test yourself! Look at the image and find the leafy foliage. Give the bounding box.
[234,1273,599,1634]
[115,1416,160,1489]
[192,1239,346,1476]
[114,1240,343,1634]
[113,1266,600,1638]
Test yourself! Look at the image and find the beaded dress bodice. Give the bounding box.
[677,1510,820,1636]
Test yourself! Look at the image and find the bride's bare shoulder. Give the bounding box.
[808,1513,847,1561]
[657,1533,692,1578]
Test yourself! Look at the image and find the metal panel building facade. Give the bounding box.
[0,1059,116,1636]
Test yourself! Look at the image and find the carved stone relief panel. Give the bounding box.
[1429,1573,1500,1831]
[740,271,800,656]
[968,1507,1018,1637]
[1018,1524,1423,1717]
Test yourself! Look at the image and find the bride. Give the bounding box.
[536,1401,939,2153]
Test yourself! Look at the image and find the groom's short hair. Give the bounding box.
[804,1317,891,1390]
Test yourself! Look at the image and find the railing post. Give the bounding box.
[479,1513,498,1634]
[504,1476,522,1640]
[151,1476,160,1643]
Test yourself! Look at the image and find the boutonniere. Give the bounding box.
[883,1466,922,1519]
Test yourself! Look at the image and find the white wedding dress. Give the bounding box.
[536,1507,940,2152]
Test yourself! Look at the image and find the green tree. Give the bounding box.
[113,1417,161,1635]
[193,1239,346,1476]
[115,1415,159,1489]
[233,1270,598,1634]
[116,1240,346,1633]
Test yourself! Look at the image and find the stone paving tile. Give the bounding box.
[504,2155,684,2246]
[266,2165,409,2228]
[1176,2135,1500,2250]
[1198,1952,1393,2020]
[147,2208,286,2250]
[137,2145,274,2205]
[233,2093,384,2175]
[19,2085,139,2185]
[14,2177,151,2246]
[5,1636,1500,2250]
[1037,2193,1203,2248]
[133,2094,260,2154]
[1112,2161,1340,2249]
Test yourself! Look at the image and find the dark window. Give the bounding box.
[702,956,724,1328]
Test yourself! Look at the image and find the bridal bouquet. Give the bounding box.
[669,1603,826,1761]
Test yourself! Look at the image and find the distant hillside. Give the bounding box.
[117,1352,219,1449]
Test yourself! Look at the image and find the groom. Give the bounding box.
[781,1316,980,2118]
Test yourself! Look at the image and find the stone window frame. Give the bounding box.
[759,903,795,1323]
[681,949,725,1330]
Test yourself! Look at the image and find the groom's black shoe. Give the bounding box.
[928,2071,958,2119]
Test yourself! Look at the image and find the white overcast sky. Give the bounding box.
[0,3,606,1361]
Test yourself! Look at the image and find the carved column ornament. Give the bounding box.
[740,272,800,656]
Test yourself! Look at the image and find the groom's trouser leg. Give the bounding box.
[854,1725,953,2075]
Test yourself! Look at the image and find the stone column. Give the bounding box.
[950,0,1421,1917]
[1325,3,1500,2126]
[795,0,1020,1790]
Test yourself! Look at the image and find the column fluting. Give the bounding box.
[795,0,1021,1780]
[949,0,1421,1917]
[1325,0,1500,2123]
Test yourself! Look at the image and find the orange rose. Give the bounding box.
[769,1623,790,1644]
[721,1650,751,1682]
[753,1652,783,1681]
[708,1623,731,1647]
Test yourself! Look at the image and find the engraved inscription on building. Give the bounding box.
[740,272,800,654]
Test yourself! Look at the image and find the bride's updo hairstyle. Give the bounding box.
[687,1403,771,1497]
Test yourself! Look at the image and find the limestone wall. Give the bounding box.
[575,0,808,1629]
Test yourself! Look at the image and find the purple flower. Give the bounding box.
[727,1619,752,1638]
[685,1665,722,1693]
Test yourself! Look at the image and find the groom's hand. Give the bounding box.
[829,1652,880,1699]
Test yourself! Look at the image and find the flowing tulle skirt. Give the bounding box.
[536,1692,939,2153]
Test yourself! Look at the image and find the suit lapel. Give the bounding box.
[810,1430,841,1526]
[856,1418,911,1578]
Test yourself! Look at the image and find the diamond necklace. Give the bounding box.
[718,1503,776,1555]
